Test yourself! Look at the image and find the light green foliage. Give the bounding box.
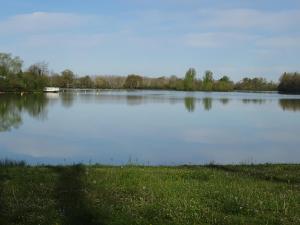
[214,75,234,92]
[202,70,214,91]
[184,68,197,91]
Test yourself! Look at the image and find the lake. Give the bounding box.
[0,90,300,165]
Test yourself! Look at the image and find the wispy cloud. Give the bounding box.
[184,32,258,48]
[0,12,92,34]
[256,36,300,49]
[24,33,107,48]
[198,9,300,30]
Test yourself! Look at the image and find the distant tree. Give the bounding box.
[77,76,94,88]
[202,70,214,91]
[0,53,23,77]
[184,68,196,91]
[214,75,234,92]
[0,53,23,91]
[23,63,49,91]
[235,77,277,91]
[94,77,109,89]
[61,69,75,88]
[278,72,300,93]
[28,62,48,76]
[124,75,143,89]
[219,75,230,83]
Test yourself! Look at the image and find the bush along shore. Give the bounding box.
[0,162,299,225]
[1,52,300,94]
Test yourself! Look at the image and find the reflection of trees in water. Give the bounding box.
[0,94,49,132]
[279,99,300,112]
[202,97,212,111]
[219,98,230,105]
[126,96,143,106]
[0,109,22,132]
[60,93,75,108]
[184,97,195,112]
[242,99,266,104]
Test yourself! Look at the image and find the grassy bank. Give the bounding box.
[0,163,299,225]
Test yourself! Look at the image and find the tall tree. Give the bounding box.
[0,53,23,77]
[61,69,75,88]
[202,70,214,91]
[184,68,196,91]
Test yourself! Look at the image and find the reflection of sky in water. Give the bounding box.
[0,90,300,165]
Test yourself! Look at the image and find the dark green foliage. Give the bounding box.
[278,72,300,93]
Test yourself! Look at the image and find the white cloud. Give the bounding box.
[0,12,91,34]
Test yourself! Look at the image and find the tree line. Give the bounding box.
[0,52,298,93]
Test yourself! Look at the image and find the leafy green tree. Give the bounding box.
[278,72,300,93]
[94,77,109,89]
[77,76,94,88]
[214,75,234,92]
[202,70,214,91]
[184,68,196,91]
[0,53,23,91]
[23,63,49,91]
[235,77,277,91]
[0,53,23,77]
[61,69,75,88]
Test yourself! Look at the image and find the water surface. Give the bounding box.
[0,90,299,165]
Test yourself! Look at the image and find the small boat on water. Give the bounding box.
[44,87,60,93]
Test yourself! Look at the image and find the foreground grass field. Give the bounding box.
[0,163,299,225]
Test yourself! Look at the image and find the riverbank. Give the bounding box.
[0,163,299,225]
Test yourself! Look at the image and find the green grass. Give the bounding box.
[0,164,299,225]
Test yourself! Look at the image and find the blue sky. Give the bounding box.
[0,0,299,81]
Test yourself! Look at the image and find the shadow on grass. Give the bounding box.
[0,160,25,224]
[205,164,300,184]
[53,165,104,225]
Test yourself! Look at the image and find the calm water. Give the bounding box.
[0,90,300,165]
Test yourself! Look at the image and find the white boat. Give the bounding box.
[44,87,60,93]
